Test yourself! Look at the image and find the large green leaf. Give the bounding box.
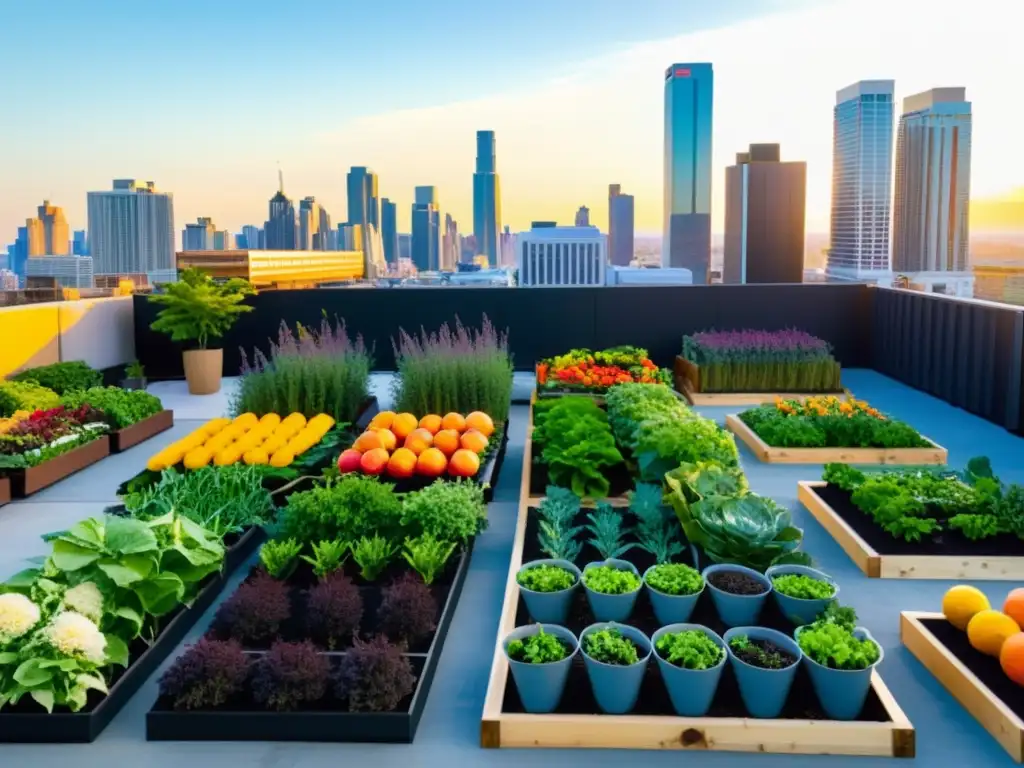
[29,689,54,713]
[104,516,159,555]
[13,659,54,688]
[134,573,185,616]
[64,518,105,548]
[51,540,102,571]
[104,634,130,667]
[97,553,156,586]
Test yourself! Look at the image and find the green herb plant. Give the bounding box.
[728,635,793,670]
[352,535,398,581]
[148,268,253,350]
[402,533,457,585]
[12,361,103,395]
[0,380,61,418]
[507,628,570,664]
[61,387,162,429]
[125,360,145,379]
[656,629,723,669]
[400,479,487,543]
[517,564,576,593]
[585,502,634,560]
[536,487,583,562]
[797,616,880,671]
[532,397,623,498]
[259,539,303,579]
[771,573,835,600]
[278,475,403,545]
[645,563,702,596]
[583,565,640,595]
[301,540,349,578]
[583,628,640,666]
[630,483,685,564]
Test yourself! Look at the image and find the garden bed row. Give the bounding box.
[674,356,847,407]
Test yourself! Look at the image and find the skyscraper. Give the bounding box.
[299,197,326,250]
[183,217,216,251]
[609,191,635,266]
[240,225,264,251]
[827,81,895,282]
[87,179,175,275]
[23,217,44,256]
[892,88,974,296]
[442,213,460,271]
[575,206,590,227]
[72,230,88,256]
[347,167,380,252]
[663,63,713,281]
[723,144,806,285]
[608,184,620,261]
[381,198,399,264]
[412,186,440,272]
[473,130,501,266]
[11,226,29,282]
[36,201,69,255]
[265,171,297,250]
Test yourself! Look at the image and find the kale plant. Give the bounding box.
[158,638,250,710]
[585,502,634,560]
[251,640,330,711]
[305,571,363,649]
[376,573,437,644]
[333,635,417,712]
[536,486,583,562]
[213,571,291,645]
[630,482,685,563]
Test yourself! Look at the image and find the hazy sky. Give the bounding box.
[0,0,1020,242]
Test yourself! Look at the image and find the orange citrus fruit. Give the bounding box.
[1000,632,1024,686]
[1004,588,1024,628]
[418,414,443,434]
[460,429,489,454]
[441,412,467,432]
[449,448,481,477]
[968,610,1020,657]
[369,411,396,430]
[465,411,495,437]
[433,428,461,456]
[375,428,398,452]
[391,413,419,441]
[353,431,384,453]
[943,585,990,630]
[416,447,448,477]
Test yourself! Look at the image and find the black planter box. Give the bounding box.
[0,569,227,743]
[146,538,475,742]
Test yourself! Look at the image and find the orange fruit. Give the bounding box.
[465,411,495,437]
[359,448,390,475]
[449,448,481,477]
[943,585,990,630]
[391,413,419,441]
[369,411,396,430]
[1004,589,1024,628]
[418,414,443,434]
[968,610,1020,657]
[416,447,448,477]
[376,428,398,452]
[460,429,489,454]
[353,431,384,453]
[441,412,467,432]
[1000,633,1024,686]
[387,447,418,479]
[404,428,434,455]
[433,428,461,456]
[337,448,363,473]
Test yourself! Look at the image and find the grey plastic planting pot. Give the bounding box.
[702,564,772,628]
[503,624,579,714]
[643,565,705,626]
[723,626,801,718]
[517,559,582,624]
[582,559,641,622]
[765,564,839,626]
[580,622,652,714]
[651,623,726,716]
[795,625,882,720]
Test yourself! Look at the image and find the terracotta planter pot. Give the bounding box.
[183,349,223,395]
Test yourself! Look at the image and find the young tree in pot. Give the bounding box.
[503,624,578,713]
[579,623,652,714]
[121,360,147,391]
[148,268,253,395]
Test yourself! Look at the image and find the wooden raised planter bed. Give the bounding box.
[147,540,474,742]
[0,476,10,508]
[110,409,174,452]
[9,436,111,498]
[902,611,1024,762]
[479,458,915,756]
[798,481,1024,580]
[674,357,846,407]
[726,414,948,465]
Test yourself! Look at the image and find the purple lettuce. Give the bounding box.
[159,638,250,710]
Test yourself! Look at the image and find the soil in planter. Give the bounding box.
[529,460,633,500]
[707,570,768,596]
[150,655,426,716]
[730,637,796,670]
[815,484,1024,558]
[920,618,1024,722]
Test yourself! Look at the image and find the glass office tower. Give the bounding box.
[663,63,713,282]
[473,130,501,267]
[827,80,895,281]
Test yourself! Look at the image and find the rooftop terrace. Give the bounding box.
[2,369,1024,767]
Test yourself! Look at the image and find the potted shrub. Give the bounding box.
[579,623,652,714]
[723,627,802,718]
[796,608,883,720]
[702,564,771,627]
[643,562,704,625]
[581,559,642,622]
[766,564,838,626]
[148,268,253,395]
[651,624,726,716]
[516,559,581,624]
[121,360,147,391]
[503,624,578,713]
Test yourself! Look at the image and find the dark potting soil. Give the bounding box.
[151,655,425,715]
[509,507,891,722]
[730,637,797,670]
[815,484,1024,558]
[529,458,633,499]
[920,618,1024,722]
[707,570,768,596]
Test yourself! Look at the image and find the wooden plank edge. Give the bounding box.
[797,481,882,578]
[683,382,849,407]
[880,554,1024,581]
[901,611,1024,762]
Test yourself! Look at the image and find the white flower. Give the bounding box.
[45,611,107,664]
[63,582,104,623]
[0,593,41,641]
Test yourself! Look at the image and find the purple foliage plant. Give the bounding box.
[158,638,250,710]
[251,640,330,711]
[213,570,291,646]
[305,571,364,649]
[376,572,437,645]
[333,635,417,712]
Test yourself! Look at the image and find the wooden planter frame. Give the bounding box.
[799,481,1024,580]
[9,436,111,498]
[902,611,1024,762]
[726,414,948,465]
[0,476,10,508]
[110,410,174,453]
[479,444,915,756]
[674,356,847,407]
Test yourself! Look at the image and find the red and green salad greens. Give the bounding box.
[682,328,841,393]
[536,346,670,392]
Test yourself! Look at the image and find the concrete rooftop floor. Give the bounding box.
[2,369,1023,767]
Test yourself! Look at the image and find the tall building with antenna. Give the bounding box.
[264,169,297,250]
[473,130,501,267]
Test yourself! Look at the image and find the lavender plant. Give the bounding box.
[681,329,841,393]
[391,315,513,421]
[233,317,371,422]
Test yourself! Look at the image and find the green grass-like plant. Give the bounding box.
[517,564,576,593]
[656,629,723,669]
[301,539,349,578]
[645,563,702,596]
[583,565,640,595]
